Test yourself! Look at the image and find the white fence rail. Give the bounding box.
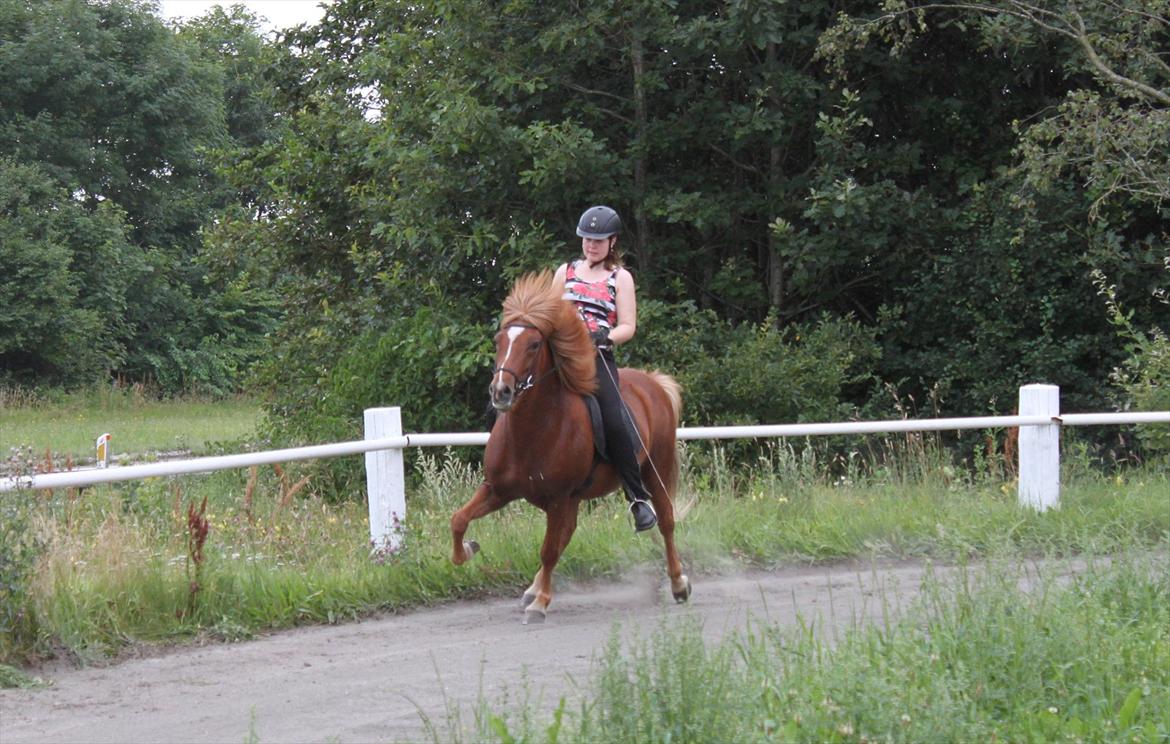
[2,384,1166,551]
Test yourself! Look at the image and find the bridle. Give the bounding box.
[492,324,559,400]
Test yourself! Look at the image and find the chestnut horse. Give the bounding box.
[449,271,691,623]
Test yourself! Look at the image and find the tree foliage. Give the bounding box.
[225,0,1165,454]
[0,158,140,382]
[1,0,1164,475]
[820,0,1169,212]
[0,0,280,392]
[816,0,1167,428]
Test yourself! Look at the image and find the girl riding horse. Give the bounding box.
[449,260,690,622]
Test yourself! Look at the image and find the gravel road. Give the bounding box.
[1,560,941,744]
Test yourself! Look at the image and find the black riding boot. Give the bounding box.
[595,351,657,533]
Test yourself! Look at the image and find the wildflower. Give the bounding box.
[900,714,911,726]
[837,722,854,736]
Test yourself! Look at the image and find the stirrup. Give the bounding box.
[629,499,657,533]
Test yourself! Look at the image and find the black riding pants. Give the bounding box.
[595,349,651,503]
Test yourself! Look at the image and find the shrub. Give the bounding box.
[0,449,46,662]
[262,304,493,499]
[1096,267,1170,461]
[629,300,879,426]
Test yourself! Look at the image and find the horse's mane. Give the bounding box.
[501,270,597,396]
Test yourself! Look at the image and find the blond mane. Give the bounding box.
[500,271,597,396]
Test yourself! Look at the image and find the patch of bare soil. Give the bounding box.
[0,559,982,743]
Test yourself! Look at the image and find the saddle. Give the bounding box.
[582,394,609,462]
[573,393,636,497]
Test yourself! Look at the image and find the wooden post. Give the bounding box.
[364,407,405,553]
[1018,384,1060,511]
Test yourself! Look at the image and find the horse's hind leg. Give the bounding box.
[523,499,580,624]
[646,450,691,603]
[450,483,505,565]
[657,508,691,603]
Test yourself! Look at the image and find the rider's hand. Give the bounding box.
[590,328,611,348]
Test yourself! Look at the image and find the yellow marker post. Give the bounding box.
[95,433,112,469]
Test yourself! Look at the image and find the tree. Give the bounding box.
[819,0,1169,212]
[0,0,225,247]
[819,0,1165,418]
[0,159,141,383]
[0,0,281,392]
[215,0,1165,472]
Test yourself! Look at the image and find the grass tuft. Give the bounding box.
[470,551,1170,743]
[0,662,49,689]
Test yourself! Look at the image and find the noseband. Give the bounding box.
[493,324,559,400]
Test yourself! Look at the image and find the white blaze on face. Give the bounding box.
[494,325,527,388]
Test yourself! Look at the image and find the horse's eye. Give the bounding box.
[528,340,541,352]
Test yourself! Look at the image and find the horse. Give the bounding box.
[449,270,691,623]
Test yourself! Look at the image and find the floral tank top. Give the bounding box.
[563,260,618,333]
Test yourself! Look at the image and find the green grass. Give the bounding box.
[474,551,1170,743]
[2,442,1167,667]
[5,398,1166,739]
[0,385,261,463]
[0,663,48,689]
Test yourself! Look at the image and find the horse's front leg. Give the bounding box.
[523,499,580,624]
[520,507,575,606]
[450,482,505,565]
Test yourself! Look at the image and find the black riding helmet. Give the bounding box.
[576,206,622,239]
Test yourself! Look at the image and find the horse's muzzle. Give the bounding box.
[489,382,514,412]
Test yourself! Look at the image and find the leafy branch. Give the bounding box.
[825,0,1169,106]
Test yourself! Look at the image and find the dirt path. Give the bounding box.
[1,560,939,744]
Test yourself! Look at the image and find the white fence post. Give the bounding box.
[365,407,405,553]
[1018,384,1060,511]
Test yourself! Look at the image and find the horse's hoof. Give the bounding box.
[464,540,479,558]
[522,607,546,625]
[672,575,692,604]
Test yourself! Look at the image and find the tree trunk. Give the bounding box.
[630,29,651,274]
[767,144,784,314]
[765,41,784,319]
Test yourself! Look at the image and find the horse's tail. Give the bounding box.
[647,371,689,517]
[649,371,682,427]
